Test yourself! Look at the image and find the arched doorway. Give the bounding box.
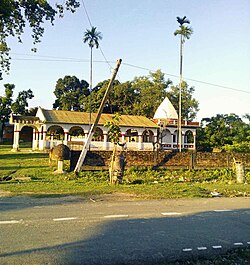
[184,130,194,143]
[47,125,64,140]
[19,126,33,149]
[47,125,64,148]
[69,126,84,139]
[125,129,138,142]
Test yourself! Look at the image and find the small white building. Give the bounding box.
[10,107,159,151]
[10,97,199,151]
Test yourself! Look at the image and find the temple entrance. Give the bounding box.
[19,126,34,149]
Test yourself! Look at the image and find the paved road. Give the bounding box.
[0,196,249,264]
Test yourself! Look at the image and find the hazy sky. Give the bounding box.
[1,0,249,121]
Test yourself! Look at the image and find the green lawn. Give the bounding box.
[0,145,249,198]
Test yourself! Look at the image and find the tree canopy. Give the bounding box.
[167,81,199,121]
[0,0,80,77]
[0,83,34,140]
[53,70,200,120]
[197,113,250,152]
[53,75,89,111]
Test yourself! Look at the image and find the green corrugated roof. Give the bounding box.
[42,109,158,128]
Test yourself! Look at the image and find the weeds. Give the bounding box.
[0,146,249,198]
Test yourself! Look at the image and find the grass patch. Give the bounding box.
[0,146,249,198]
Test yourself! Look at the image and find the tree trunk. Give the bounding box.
[109,145,125,184]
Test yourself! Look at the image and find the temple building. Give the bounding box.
[153,97,199,150]
[9,97,199,151]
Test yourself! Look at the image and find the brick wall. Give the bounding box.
[70,150,250,171]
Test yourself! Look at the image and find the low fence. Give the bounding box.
[70,150,250,171]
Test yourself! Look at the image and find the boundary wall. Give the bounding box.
[70,151,250,171]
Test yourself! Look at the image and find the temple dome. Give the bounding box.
[153,97,178,119]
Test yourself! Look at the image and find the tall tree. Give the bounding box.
[174,16,193,151]
[88,80,136,115]
[0,84,34,141]
[11,89,34,115]
[0,0,80,78]
[167,81,199,121]
[83,26,102,123]
[0,84,14,124]
[132,70,172,118]
[53,75,89,111]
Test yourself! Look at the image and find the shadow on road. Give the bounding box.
[0,202,249,264]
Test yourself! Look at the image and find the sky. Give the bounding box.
[0,0,249,122]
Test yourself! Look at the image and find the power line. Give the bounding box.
[81,0,92,27]
[10,53,250,95]
[123,62,250,95]
[81,0,114,75]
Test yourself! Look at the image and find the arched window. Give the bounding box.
[125,129,138,142]
[161,129,171,144]
[185,130,194,143]
[69,126,84,138]
[92,127,104,141]
[142,130,154,142]
[47,125,64,140]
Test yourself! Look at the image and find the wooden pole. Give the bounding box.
[74,59,122,174]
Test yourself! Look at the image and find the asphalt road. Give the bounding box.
[0,195,249,264]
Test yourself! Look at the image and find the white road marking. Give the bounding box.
[53,217,78,221]
[247,242,250,245]
[0,220,22,224]
[161,212,182,216]
[182,248,192,252]
[197,247,207,250]
[213,209,232,212]
[103,215,129,218]
[234,242,243,246]
[212,245,222,249]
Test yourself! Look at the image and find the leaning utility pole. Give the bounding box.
[74,59,122,174]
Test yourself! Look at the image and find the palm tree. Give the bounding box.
[174,17,193,152]
[83,26,102,126]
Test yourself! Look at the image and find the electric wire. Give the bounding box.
[10,53,249,95]
[81,0,115,75]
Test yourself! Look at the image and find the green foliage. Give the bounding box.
[104,113,121,144]
[0,0,80,76]
[174,25,193,42]
[223,142,250,153]
[167,81,199,121]
[1,147,249,198]
[0,84,14,123]
[131,70,172,118]
[83,26,102,49]
[197,113,250,152]
[53,75,89,111]
[89,70,173,119]
[11,89,34,114]
[0,84,34,141]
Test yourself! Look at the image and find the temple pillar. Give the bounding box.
[138,133,143,150]
[63,130,69,145]
[193,132,196,150]
[32,129,39,150]
[12,123,20,151]
[103,132,108,150]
